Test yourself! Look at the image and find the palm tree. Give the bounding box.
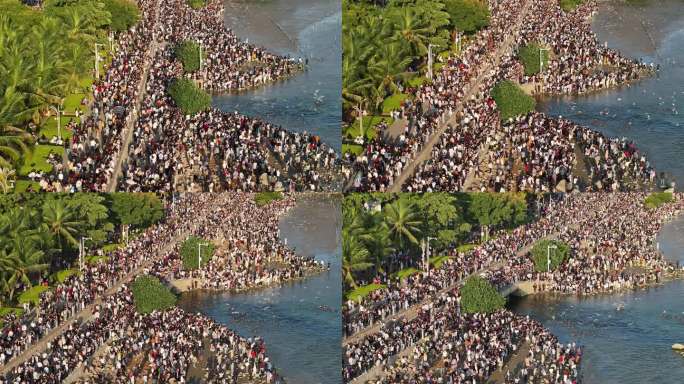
[42,199,83,256]
[363,224,395,275]
[368,42,415,108]
[0,166,15,192]
[384,198,422,248]
[342,230,373,289]
[3,237,47,301]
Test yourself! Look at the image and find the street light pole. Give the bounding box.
[80,237,92,272]
[198,242,209,278]
[426,236,436,274]
[94,43,103,79]
[547,244,557,273]
[50,105,62,141]
[427,44,435,80]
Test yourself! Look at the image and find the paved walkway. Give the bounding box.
[0,229,187,376]
[106,6,163,192]
[389,0,533,192]
[488,341,531,384]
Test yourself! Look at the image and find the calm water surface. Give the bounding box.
[538,0,684,186]
[178,196,342,384]
[215,0,341,151]
[511,214,684,383]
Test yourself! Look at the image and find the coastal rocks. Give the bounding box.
[672,343,684,351]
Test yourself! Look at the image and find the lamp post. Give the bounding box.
[94,43,104,79]
[547,244,558,273]
[427,44,438,80]
[79,237,92,272]
[49,105,62,141]
[198,242,209,278]
[539,47,550,73]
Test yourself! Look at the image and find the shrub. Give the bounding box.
[186,0,207,9]
[518,43,550,76]
[491,80,536,121]
[103,0,140,32]
[180,236,215,270]
[530,239,570,272]
[130,275,177,314]
[168,78,211,115]
[644,192,674,209]
[174,41,202,73]
[460,276,506,313]
[54,269,78,283]
[254,192,284,206]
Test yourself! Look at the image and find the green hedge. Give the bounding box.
[254,192,284,206]
[130,275,177,314]
[180,236,215,270]
[530,239,570,272]
[174,41,202,73]
[460,276,506,313]
[168,78,211,115]
[645,192,674,209]
[54,269,78,283]
[491,80,536,121]
[518,43,550,76]
[443,0,490,34]
[103,0,140,32]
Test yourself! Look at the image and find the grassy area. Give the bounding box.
[254,191,284,206]
[344,115,392,141]
[345,283,386,301]
[560,0,585,11]
[645,192,674,209]
[18,285,50,306]
[86,255,110,264]
[456,243,478,253]
[63,93,88,113]
[382,93,408,114]
[491,80,536,121]
[53,269,79,283]
[342,143,364,156]
[429,255,452,269]
[408,76,430,88]
[186,0,207,9]
[17,145,64,177]
[39,116,75,141]
[0,307,24,317]
[393,267,420,280]
[14,180,41,192]
[102,243,124,252]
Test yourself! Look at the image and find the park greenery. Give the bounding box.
[168,78,212,115]
[130,275,177,314]
[342,192,530,293]
[560,0,585,12]
[186,0,207,9]
[517,42,550,76]
[644,192,674,209]
[0,193,163,309]
[530,239,570,272]
[342,0,490,123]
[491,80,537,121]
[460,275,506,313]
[180,236,215,270]
[174,40,202,73]
[0,0,140,185]
[254,191,284,206]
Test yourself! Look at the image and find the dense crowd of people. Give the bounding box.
[1,193,320,383]
[344,0,655,194]
[32,0,339,193]
[342,192,683,383]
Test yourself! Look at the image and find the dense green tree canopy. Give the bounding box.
[530,239,570,272]
[130,275,177,314]
[168,78,212,115]
[460,275,506,313]
[108,193,164,230]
